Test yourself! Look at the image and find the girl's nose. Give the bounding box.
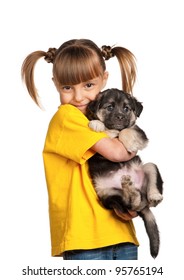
[74,89,84,102]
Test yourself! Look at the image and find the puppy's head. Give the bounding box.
[86,88,143,130]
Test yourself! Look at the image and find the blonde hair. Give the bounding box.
[21,39,136,107]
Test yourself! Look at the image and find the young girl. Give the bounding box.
[21,39,139,260]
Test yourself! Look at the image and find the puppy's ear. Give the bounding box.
[86,100,99,120]
[86,91,104,120]
[132,97,143,117]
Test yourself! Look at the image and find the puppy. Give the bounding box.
[86,88,163,258]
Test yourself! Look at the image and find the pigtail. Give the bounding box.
[114,46,136,93]
[21,48,57,107]
[21,51,46,107]
[102,45,136,94]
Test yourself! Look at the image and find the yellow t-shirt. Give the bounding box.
[43,104,139,256]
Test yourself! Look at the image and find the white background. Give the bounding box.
[1,0,184,279]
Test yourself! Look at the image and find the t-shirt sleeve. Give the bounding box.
[50,105,108,164]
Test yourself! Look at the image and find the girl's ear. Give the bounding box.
[102,71,109,89]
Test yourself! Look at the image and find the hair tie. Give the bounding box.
[101,45,114,60]
[44,48,57,63]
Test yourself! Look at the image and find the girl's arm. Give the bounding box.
[91,137,136,162]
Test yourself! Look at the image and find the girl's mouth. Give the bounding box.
[75,103,88,109]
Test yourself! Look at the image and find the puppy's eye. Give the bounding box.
[123,106,130,113]
[106,104,114,111]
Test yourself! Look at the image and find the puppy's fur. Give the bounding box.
[86,88,163,258]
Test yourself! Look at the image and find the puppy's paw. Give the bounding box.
[119,128,148,152]
[148,192,163,207]
[89,120,105,132]
[121,175,133,187]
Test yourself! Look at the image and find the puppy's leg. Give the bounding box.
[142,163,163,207]
[121,175,141,210]
[101,194,127,213]
[97,187,128,213]
[89,120,119,138]
[119,125,148,152]
[88,120,106,132]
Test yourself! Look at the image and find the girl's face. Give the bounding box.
[54,72,108,114]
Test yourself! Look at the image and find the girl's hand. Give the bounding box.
[114,209,138,221]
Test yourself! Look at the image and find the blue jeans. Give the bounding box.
[63,243,138,260]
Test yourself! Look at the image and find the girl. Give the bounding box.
[21,39,139,260]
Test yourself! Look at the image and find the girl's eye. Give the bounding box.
[60,86,73,93]
[62,86,71,90]
[85,83,93,88]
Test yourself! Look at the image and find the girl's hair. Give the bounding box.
[21,39,136,107]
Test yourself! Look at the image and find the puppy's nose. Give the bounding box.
[115,114,125,120]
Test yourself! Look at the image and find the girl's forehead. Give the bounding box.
[54,53,104,85]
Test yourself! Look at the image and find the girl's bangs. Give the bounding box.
[54,51,103,85]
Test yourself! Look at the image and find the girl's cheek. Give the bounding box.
[60,94,69,104]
